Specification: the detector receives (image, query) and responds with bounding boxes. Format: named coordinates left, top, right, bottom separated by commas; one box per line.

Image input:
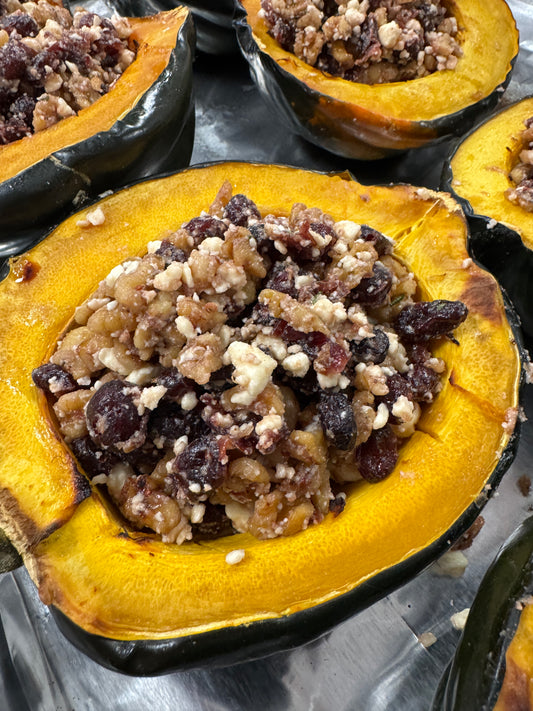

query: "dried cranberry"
left=1, top=13, right=39, bottom=38
left=352, top=263, right=392, bottom=306
left=86, top=380, right=147, bottom=451
left=359, top=225, right=392, bottom=255
left=0, top=39, right=35, bottom=80
left=406, top=364, right=441, bottom=402
left=31, top=363, right=78, bottom=396
left=69, top=436, right=120, bottom=479
left=394, top=300, right=468, bottom=341
left=148, top=401, right=206, bottom=447
left=1, top=115, right=30, bottom=143
left=9, top=94, right=35, bottom=124
left=155, top=240, right=187, bottom=265
left=329, top=494, right=346, bottom=516
left=318, top=392, right=357, bottom=450
left=223, top=194, right=261, bottom=227
left=350, top=328, right=389, bottom=364
left=174, top=435, right=227, bottom=491
left=263, top=261, right=298, bottom=297
left=156, top=367, right=195, bottom=399
left=377, top=373, right=414, bottom=415
left=356, top=426, right=398, bottom=483
left=182, top=215, right=226, bottom=245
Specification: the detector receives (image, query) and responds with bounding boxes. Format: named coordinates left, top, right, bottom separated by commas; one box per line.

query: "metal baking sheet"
left=1, top=1, right=532, bottom=708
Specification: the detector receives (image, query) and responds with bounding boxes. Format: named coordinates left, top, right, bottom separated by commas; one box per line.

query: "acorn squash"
left=443, top=96, right=533, bottom=349
left=432, top=513, right=533, bottom=711
left=0, top=2, right=195, bottom=250
left=0, top=163, right=523, bottom=673
left=233, top=0, right=518, bottom=160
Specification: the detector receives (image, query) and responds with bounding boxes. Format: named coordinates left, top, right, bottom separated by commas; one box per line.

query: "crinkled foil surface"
left=1, top=2, right=532, bottom=708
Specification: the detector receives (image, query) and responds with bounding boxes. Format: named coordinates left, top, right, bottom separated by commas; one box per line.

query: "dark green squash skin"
left=0, top=0, right=195, bottom=248
left=442, top=159, right=533, bottom=354
left=432, top=513, right=533, bottom=711
left=0, top=164, right=526, bottom=675
left=233, top=1, right=517, bottom=161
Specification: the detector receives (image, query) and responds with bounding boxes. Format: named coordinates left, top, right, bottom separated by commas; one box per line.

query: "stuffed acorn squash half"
left=432, top=514, right=533, bottom=711
left=0, top=163, right=523, bottom=674
left=0, top=0, right=195, bottom=249
left=234, top=0, right=518, bottom=160
left=444, top=96, right=533, bottom=349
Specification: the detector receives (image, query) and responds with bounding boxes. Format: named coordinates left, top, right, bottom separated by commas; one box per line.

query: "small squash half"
left=432, top=512, right=533, bottom=711
left=234, top=0, right=518, bottom=160
left=443, top=96, right=533, bottom=349
left=0, top=163, right=523, bottom=673
left=0, top=3, right=195, bottom=249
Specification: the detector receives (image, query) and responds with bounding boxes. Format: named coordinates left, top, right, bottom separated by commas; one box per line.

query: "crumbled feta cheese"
left=76, top=205, right=105, bottom=228
left=311, top=295, right=348, bottom=327
left=225, top=549, right=245, bottom=565
left=126, top=365, right=160, bottom=385
left=450, top=608, right=470, bottom=631
left=153, top=262, right=183, bottom=291
left=139, top=385, right=167, bottom=411
left=282, top=352, right=310, bottom=378
left=180, top=391, right=198, bottom=411
left=224, top=341, right=277, bottom=406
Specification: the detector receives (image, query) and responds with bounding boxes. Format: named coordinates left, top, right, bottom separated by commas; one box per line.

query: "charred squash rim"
left=0, top=5, right=195, bottom=243
left=0, top=162, right=523, bottom=673
left=234, top=0, right=518, bottom=156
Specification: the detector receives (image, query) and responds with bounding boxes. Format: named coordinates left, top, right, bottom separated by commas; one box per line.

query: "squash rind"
left=0, top=5, right=195, bottom=247
left=443, top=95, right=533, bottom=349
left=0, top=162, right=523, bottom=673
left=234, top=0, right=518, bottom=159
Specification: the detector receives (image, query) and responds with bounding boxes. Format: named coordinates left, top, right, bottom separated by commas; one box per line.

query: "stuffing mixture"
left=0, top=0, right=134, bottom=145
left=506, top=117, right=533, bottom=212
left=261, top=0, right=462, bottom=84
left=32, top=182, right=468, bottom=544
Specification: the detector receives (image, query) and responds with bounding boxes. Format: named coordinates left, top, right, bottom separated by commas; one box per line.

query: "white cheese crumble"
left=224, top=341, right=277, bottom=406
left=180, top=391, right=198, bottom=411
left=311, top=295, right=348, bottom=327
left=450, top=608, right=470, bottom=631
left=126, top=365, right=160, bottom=386
left=76, top=205, right=105, bottom=228
left=225, top=549, right=245, bottom=565
left=282, top=352, right=310, bottom=378
left=139, top=385, right=167, bottom=411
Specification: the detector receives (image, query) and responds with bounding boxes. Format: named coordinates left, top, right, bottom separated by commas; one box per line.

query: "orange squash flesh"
left=0, top=163, right=521, bottom=641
